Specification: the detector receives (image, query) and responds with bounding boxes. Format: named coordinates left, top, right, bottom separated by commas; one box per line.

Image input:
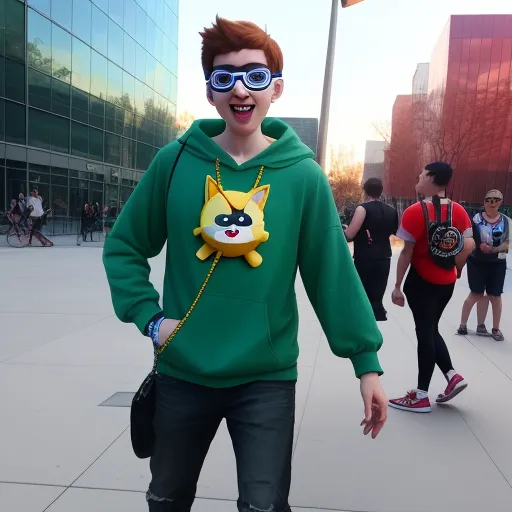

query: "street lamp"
left=317, top=0, right=365, bottom=171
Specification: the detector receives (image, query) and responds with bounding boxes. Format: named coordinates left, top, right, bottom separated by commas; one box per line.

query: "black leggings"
left=355, top=258, right=391, bottom=321
left=404, top=266, right=455, bottom=392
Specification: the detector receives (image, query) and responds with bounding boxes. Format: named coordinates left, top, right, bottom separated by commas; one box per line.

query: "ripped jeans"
left=147, top=374, right=295, bottom=512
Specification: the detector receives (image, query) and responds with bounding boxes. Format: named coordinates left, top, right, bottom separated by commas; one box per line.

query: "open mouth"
left=225, top=229, right=239, bottom=238
left=230, top=105, right=255, bottom=113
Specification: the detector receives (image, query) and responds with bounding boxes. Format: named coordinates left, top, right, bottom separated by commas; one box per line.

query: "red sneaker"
left=436, top=374, right=467, bottom=403
left=389, top=390, right=432, bottom=413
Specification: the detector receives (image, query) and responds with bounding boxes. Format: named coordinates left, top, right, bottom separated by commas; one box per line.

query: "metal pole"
left=317, top=0, right=339, bottom=172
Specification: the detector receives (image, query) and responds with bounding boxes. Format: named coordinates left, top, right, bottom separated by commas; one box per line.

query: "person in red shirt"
left=389, top=162, right=475, bottom=413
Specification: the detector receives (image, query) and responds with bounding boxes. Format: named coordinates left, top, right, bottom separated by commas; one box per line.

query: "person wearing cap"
left=458, top=189, right=510, bottom=341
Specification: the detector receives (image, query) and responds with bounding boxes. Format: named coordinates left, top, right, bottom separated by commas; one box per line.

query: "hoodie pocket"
left=162, top=293, right=279, bottom=378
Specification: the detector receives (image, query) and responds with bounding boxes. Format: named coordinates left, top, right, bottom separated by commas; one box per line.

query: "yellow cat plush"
left=193, top=176, right=270, bottom=268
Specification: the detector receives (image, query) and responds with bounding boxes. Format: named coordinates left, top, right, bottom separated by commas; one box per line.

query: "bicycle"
left=6, top=213, right=32, bottom=248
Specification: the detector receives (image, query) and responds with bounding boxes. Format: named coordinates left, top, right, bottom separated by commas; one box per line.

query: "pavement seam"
left=41, top=426, right=130, bottom=512
left=0, top=315, right=113, bottom=364
left=292, top=329, right=323, bottom=457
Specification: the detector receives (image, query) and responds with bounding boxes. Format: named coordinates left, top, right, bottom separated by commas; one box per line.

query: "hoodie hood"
left=179, top=118, right=315, bottom=171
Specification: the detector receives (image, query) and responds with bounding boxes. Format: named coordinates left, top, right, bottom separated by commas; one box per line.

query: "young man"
left=343, top=177, right=399, bottom=321
left=103, top=16, right=387, bottom=512
left=390, top=162, right=475, bottom=413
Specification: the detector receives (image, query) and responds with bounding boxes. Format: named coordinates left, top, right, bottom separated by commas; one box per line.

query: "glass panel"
left=105, top=101, right=115, bottom=132
left=51, top=114, right=69, bottom=153
left=28, top=68, right=51, bottom=110
left=29, top=108, right=51, bottom=150
left=28, top=1, right=51, bottom=17
left=146, top=54, right=156, bottom=90
left=109, top=0, right=123, bottom=26
left=108, top=19, right=123, bottom=66
left=135, top=44, right=145, bottom=82
left=134, top=79, right=144, bottom=114
left=123, top=33, right=136, bottom=77
left=121, top=138, right=135, bottom=168
left=154, top=28, right=163, bottom=64
left=169, top=0, right=178, bottom=16
left=146, top=0, right=156, bottom=21
left=92, top=0, right=108, bottom=13
left=52, top=25, right=72, bottom=83
left=52, top=78, right=71, bottom=117
left=135, top=5, right=146, bottom=47
left=146, top=17, right=156, bottom=57
left=52, top=0, right=72, bottom=32
left=107, top=61, right=123, bottom=106
left=124, top=0, right=136, bottom=38
left=136, top=142, right=154, bottom=170
left=89, top=127, right=104, bottom=161
left=89, top=96, right=105, bottom=129
left=123, top=108, right=135, bottom=139
left=91, top=4, right=108, bottom=56
left=122, top=71, right=135, bottom=112
left=136, top=0, right=147, bottom=11
left=72, top=0, right=92, bottom=45
left=72, top=37, right=91, bottom=93
left=5, top=59, right=25, bottom=102
left=71, top=121, right=89, bottom=157
left=0, top=57, right=4, bottom=97
left=105, top=132, right=121, bottom=165
left=169, top=43, right=178, bottom=76
left=7, top=168, right=28, bottom=203
left=0, top=167, right=5, bottom=212
left=28, top=9, right=52, bottom=75
left=144, top=84, right=154, bottom=118
left=5, top=101, right=25, bottom=144
left=5, top=0, right=25, bottom=63
left=69, top=178, right=88, bottom=218
left=50, top=183, right=68, bottom=216
left=105, top=183, right=118, bottom=209
left=90, top=50, right=107, bottom=99
left=71, top=88, right=89, bottom=123
left=115, top=106, right=125, bottom=135
left=0, top=99, right=4, bottom=141
left=120, top=185, right=133, bottom=208
left=169, top=11, right=178, bottom=47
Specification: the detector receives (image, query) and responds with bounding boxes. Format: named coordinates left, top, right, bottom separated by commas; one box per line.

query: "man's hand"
left=157, top=318, right=180, bottom=347
left=360, top=373, right=388, bottom=439
left=391, top=287, right=405, bottom=307
left=480, top=243, right=493, bottom=254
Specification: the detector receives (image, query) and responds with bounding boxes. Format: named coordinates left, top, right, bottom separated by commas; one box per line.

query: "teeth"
left=233, top=106, right=252, bottom=112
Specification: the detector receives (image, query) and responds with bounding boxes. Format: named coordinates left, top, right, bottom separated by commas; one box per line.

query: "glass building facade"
left=0, top=0, right=179, bottom=233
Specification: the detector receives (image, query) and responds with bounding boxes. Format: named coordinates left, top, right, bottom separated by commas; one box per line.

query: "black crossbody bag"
left=130, top=138, right=188, bottom=459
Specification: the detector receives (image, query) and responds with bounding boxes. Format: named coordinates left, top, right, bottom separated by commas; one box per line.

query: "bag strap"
left=420, top=200, right=430, bottom=239
left=433, top=195, right=442, bottom=224
left=165, top=137, right=188, bottom=208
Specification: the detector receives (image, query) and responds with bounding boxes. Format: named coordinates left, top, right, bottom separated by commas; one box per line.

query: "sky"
left=176, top=0, right=512, bottom=161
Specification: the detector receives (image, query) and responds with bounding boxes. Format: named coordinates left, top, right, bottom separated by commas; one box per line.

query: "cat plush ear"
left=250, top=185, right=270, bottom=211
left=205, top=175, right=221, bottom=202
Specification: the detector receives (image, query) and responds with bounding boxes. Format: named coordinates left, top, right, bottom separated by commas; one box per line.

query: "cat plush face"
left=198, top=176, right=269, bottom=256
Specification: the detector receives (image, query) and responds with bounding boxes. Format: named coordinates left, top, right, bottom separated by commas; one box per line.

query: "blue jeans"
left=147, top=374, right=296, bottom=512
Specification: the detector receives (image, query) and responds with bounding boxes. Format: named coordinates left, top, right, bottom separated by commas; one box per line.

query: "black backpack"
left=421, top=196, right=464, bottom=270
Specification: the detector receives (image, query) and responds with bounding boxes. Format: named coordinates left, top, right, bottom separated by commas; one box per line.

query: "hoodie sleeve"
left=102, top=142, right=182, bottom=335
left=297, top=164, right=383, bottom=378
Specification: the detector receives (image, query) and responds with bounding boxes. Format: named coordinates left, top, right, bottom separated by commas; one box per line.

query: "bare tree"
left=328, top=145, right=363, bottom=213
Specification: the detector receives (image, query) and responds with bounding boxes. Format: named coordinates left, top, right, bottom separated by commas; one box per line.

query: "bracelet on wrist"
left=151, top=317, right=165, bottom=346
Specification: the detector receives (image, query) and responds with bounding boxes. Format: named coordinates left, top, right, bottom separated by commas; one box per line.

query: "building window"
left=4, top=0, right=25, bottom=64
left=52, top=0, right=73, bottom=32
left=105, top=132, right=121, bottom=165
left=123, top=33, right=136, bottom=77
left=5, top=100, right=26, bottom=145
left=5, top=58, right=25, bottom=103
left=28, top=68, right=51, bottom=110
left=108, top=19, right=123, bottom=67
left=91, top=4, right=108, bottom=56
left=72, top=37, right=91, bottom=93
left=29, top=108, right=70, bottom=153
left=52, top=78, right=71, bottom=117
left=89, top=96, right=105, bottom=129
left=71, top=121, right=89, bottom=157
left=135, top=5, right=146, bottom=47
left=107, top=61, right=123, bottom=106
left=0, top=98, right=5, bottom=141
left=90, top=50, right=107, bottom=100
left=28, top=1, right=51, bottom=17
left=72, top=0, right=92, bottom=46
left=52, top=25, right=72, bottom=83
left=28, top=8, right=52, bottom=75
left=124, top=0, right=137, bottom=39
left=89, top=126, right=104, bottom=161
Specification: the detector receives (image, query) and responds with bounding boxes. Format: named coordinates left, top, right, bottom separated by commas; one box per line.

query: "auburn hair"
left=200, top=15, right=284, bottom=75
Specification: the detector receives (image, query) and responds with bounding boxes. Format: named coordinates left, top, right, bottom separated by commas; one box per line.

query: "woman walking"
left=458, top=190, right=510, bottom=341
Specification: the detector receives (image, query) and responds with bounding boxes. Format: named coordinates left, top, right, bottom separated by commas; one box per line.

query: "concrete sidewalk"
left=1, top=247, right=512, bottom=512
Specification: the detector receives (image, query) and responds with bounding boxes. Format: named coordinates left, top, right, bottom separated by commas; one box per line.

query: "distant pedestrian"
left=343, top=177, right=399, bottom=321
left=390, top=162, right=475, bottom=413
left=458, top=189, right=510, bottom=341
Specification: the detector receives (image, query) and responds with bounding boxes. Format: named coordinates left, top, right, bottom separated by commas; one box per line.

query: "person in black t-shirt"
left=343, top=178, right=399, bottom=321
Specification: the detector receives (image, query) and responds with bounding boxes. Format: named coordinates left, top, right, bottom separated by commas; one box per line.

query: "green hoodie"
left=103, top=118, right=383, bottom=387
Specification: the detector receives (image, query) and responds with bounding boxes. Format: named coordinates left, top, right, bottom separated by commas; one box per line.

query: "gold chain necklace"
left=158, top=158, right=265, bottom=354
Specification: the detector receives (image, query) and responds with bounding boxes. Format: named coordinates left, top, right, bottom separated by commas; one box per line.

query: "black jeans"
left=355, top=258, right=391, bottom=321
left=404, top=266, right=455, bottom=392
left=148, top=374, right=295, bottom=512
